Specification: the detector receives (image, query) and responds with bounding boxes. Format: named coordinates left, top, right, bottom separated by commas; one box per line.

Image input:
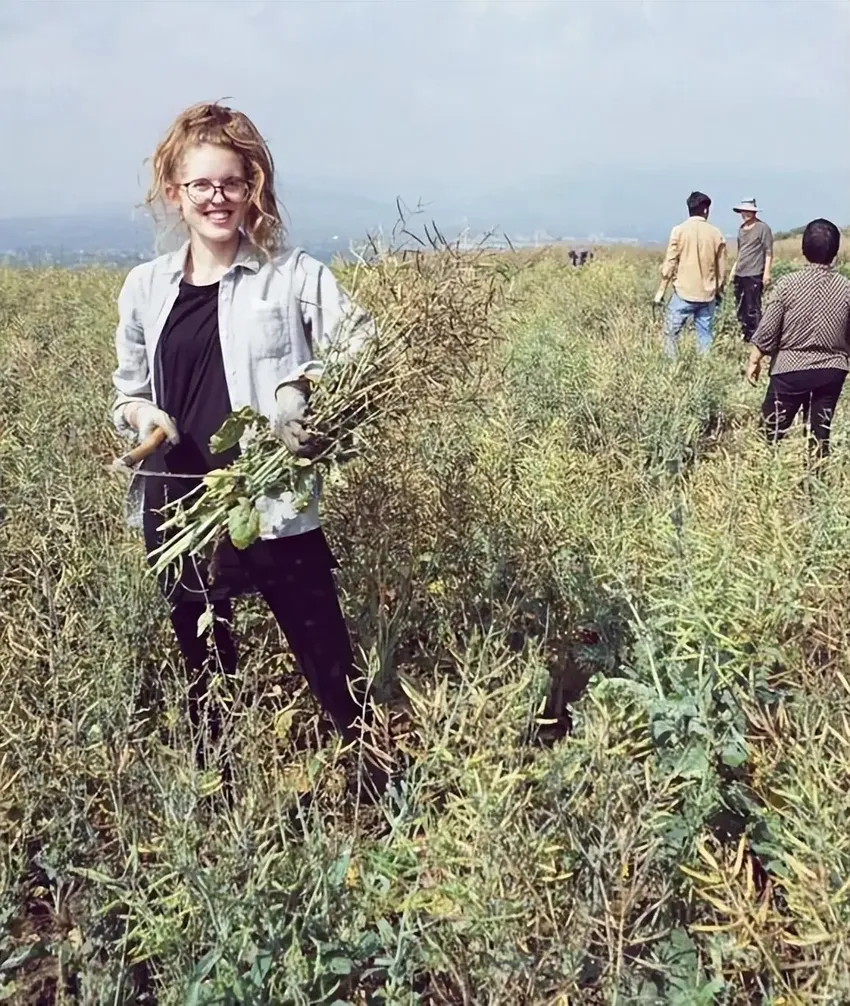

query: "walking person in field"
left=730, top=198, right=773, bottom=342
left=654, top=191, right=727, bottom=356
left=110, top=101, right=385, bottom=794
left=747, top=218, right=850, bottom=460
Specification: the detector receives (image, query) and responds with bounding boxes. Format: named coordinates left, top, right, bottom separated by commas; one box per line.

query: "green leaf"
left=650, top=717, right=676, bottom=746
left=0, top=941, right=47, bottom=972
left=695, top=979, right=727, bottom=1004
left=633, top=978, right=661, bottom=1004
left=357, top=932, right=381, bottom=958
left=184, top=947, right=220, bottom=1006
left=650, top=926, right=723, bottom=1006
left=67, top=866, right=123, bottom=889
left=328, top=850, right=351, bottom=888
left=196, top=605, right=214, bottom=637
left=248, top=951, right=273, bottom=987
left=676, top=744, right=709, bottom=779
left=210, top=408, right=255, bottom=454
left=721, top=738, right=748, bottom=768
left=663, top=926, right=698, bottom=985
left=328, top=956, right=353, bottom=975
left=376, top=918, right=395, bottom=945
left=291, top=466, right=318, bottom=512
left=227, top=498, right=260, bottom=550
left=669, top=978, right=726, bottom=1005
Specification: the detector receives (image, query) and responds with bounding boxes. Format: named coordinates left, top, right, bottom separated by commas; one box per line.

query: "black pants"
left=761, top=368, right=846, bottom=459
left=734, top=275, right=764, bottom=342
left=167, top=530, right=366, bottom=750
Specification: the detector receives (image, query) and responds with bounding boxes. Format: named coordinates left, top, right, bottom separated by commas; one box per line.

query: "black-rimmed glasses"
left=180, top=178, right=251, bottom=205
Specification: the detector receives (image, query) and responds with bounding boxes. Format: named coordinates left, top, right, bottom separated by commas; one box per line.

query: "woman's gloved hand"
left=124, top=402, right=180, bottom=445
left=273, top=381, right=320, bottom=458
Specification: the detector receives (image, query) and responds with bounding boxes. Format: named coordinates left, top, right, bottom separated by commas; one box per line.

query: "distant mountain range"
left=0, top=181, right=406, bottom=264
left=457, top=166, right=850, bottom=243
left=2, top=168, right=847, bottom=265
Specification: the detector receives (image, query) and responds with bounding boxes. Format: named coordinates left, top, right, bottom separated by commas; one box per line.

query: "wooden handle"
left=119, top=426, right=168, bottom=466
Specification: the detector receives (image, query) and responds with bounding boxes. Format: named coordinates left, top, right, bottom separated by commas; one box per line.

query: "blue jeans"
left=664, top=292, right=717, bottom=356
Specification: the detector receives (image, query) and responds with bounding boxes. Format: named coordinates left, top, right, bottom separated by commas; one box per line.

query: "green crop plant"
left=2, top=226, right=850, bottom=1003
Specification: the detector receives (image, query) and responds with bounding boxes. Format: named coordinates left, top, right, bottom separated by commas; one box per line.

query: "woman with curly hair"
left=111, top=101, right=383, bottom=793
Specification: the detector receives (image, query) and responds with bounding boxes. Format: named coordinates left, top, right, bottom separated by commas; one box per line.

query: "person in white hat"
left=730, top=198, right=773, bottom=342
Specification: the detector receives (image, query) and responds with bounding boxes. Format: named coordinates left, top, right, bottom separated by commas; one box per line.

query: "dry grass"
left=2, top=233, right=850, bottom=1003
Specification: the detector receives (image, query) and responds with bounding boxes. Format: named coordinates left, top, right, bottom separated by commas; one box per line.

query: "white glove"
left=273, top=382, right=316, bottom=457
left=125, top=402, right=180, bottom=444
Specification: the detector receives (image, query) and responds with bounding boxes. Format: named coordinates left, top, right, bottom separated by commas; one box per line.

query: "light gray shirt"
left=111, top=237, right=375, bottom=538
left=735, top=220, right=773, bottom=278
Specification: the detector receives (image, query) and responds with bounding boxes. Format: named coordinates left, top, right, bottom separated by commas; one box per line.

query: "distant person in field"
left=730, top=198, right=773, bottom=342
left=654, top=191, right=727, bottom=356
left=747, top=218, right=850, bottom=459
left=110, top=101, right=385, bottom=795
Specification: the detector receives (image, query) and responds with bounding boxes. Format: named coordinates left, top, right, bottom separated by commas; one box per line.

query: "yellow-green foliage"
left=2, top=242, right=850, bottom=1004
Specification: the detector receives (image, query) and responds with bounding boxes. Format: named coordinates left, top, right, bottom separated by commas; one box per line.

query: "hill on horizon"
left=1, top=166, right=847, bottom=261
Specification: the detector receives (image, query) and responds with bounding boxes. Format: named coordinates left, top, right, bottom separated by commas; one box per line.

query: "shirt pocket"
left=247, top=299, right=292, bottom=359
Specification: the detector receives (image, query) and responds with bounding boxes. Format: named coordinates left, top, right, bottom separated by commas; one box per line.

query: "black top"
left=155, top=279, right=238, bottom=475
left=142, top=280, right=240, bottom=604
left=141, top=279, right=335, bottom=606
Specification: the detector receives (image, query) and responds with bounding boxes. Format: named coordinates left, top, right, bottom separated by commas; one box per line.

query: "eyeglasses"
left=180, top=177, right=251, bottom=205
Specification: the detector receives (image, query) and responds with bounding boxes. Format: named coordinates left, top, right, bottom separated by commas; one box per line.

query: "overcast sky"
left=1, top=0, right=848, bottom=220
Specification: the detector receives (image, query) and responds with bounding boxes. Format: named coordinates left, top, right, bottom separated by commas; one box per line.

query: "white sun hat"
left=733, top=198, right=760, bottom=214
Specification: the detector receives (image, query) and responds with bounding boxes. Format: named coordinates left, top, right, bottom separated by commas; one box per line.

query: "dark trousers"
left=167, top=531, right=367, bottom=755
left=761, top=368, right=846, bottom=459
left=734, top=275, right=764, bottom=342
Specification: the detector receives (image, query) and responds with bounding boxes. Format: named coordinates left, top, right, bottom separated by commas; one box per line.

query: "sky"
left=0, top=0, right=848, bottom=231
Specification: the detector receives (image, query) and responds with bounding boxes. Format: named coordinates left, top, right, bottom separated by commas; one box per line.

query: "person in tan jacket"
left=654, top=191, right=727, bottom=355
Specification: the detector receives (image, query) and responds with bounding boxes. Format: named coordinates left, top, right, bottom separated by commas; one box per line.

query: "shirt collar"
left=804, top=262, right=836, bottom=273
left=164, top=234, right=262, bottom=278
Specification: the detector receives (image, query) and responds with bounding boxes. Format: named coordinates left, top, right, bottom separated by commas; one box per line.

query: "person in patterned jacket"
left=747, top=218, right=850, bottom=459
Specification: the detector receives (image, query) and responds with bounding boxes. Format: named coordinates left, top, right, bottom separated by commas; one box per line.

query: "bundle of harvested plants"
left=146, top=221, right=513, bottom=579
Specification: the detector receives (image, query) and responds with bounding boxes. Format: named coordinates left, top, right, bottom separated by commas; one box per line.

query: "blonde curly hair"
left=145, top=101, right=284, bottom=258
